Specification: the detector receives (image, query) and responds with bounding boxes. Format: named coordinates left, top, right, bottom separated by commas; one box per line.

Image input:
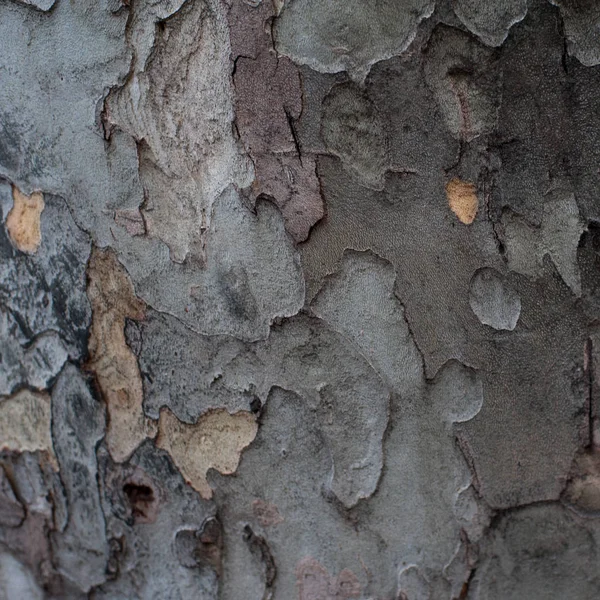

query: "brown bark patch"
left=446, top=178, right=478, bottom=225
left=175, top=518, right=223, bottom=575
left=0, top=466, right=25, bottom=527
left=86, top=248, right=157, bottom=462
left=5, top=186, right=45, bottom=254
left=156, top=408, right=257, bottom=499
left=563, top=450, right=600, bottom=513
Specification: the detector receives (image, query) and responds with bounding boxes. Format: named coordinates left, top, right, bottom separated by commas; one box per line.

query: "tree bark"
left=1, top=0, right=600, bottom=598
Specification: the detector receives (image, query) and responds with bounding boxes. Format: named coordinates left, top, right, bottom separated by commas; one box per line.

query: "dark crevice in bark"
left=284, top=107, right=303, bottom=166
left=585, top=336, right=595, bottom=448
left=242, top=525, right=276, bottom=600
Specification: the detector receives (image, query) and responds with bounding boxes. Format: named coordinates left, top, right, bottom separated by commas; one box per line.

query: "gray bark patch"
left=469, top=267, right=521, bottom=331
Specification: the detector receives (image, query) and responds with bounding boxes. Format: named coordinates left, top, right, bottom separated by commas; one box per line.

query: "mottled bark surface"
left=1, top=0, right=600, bottom=598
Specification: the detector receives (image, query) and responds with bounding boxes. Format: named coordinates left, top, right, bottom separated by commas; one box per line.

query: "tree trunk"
left=1, top=0, right=600, bottom=598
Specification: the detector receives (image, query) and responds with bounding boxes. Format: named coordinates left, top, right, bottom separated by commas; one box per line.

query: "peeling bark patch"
left=156, top=408, right=257, bottom=499
left=50, top=364, right=108, bottom=592
left=104, top=0, right=252, bottom=263
left=424, top=26, right=501, bottom=141
left=175, top=518, right=223, bottom=575
left=230, top=0, right=324, bottom=242
left=0, top=190, right=92, bottom=374
left=14, top=0, right=55, bottom=11
left=139, top=311, right=389, bottom=508
left=501, top=191, right=584, bottom=295
left=274, top=0, right=434, bottom=82
left=0, top=390, right=55, bottom=467
left=5, top=186, right=44, bottom=254
left=321, top=83, right=388, bottom=190
left=113, top=187, right=305, bottom=341
left=0, top=466, right=25, bottom=527
left=86, top=248, right=157, bottom=462
left=452, top=0, right=529, bottom=47
left=296, top=557, right=360, bottom=600
left=446, top=178, right=478, bottom=224
left=550, top=0, right=600, bottom=66
left=0, top=322, right=69, bottom=396
left=469, top=268, right=521, bottom=331
left=475, top=505, right=600, bottom=599
left=96, top=443, right=219, bottom=598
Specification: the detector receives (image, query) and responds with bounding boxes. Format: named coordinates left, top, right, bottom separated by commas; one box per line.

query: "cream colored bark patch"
left=446, top=178, right=478, bottom=224
left=5, top=186, right=45, bottom=253
left=87, top=248, right=157, bottom=462
left=0, top=390, right=56, bottom=468
left=156, top=408, right=258, bottom=499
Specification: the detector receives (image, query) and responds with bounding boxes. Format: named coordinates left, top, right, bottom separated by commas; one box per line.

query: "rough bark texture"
left=2, top=0, right=600, bottom=598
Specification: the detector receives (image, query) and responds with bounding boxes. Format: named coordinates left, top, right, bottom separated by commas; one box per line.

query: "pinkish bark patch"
left=252, top=498, right=284, bottom=527
left=114, top=208, right=146, bottom=236
left=229, top=0, right=324, bottom=242
left=296, top=557, right=361, bottom=600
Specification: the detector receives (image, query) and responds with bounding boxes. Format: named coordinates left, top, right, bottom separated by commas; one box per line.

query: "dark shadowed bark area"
left=2, top=0, right=600, bottom=598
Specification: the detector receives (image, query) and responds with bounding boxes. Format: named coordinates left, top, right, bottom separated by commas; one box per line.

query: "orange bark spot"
left=446, top=178, right=478, bottom=225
